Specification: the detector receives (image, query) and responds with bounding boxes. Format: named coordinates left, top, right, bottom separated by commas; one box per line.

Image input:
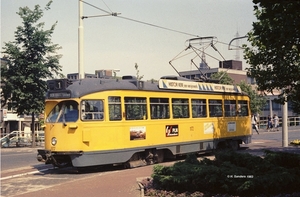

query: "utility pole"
left=282, top=93, right=288, bottom=147
left=78, top=0, right=84, bottom=79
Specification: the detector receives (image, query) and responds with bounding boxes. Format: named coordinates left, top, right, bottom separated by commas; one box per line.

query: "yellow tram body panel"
left=39, top=77, right=251, bottom=167
left=43, top=90, right=251, bottom=152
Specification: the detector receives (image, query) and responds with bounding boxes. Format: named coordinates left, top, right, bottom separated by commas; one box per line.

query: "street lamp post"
left=282, top=92, right=288, bottom=147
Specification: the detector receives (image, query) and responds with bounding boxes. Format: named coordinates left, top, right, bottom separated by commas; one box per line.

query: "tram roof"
left=46, top=76, right=246, bottom=99
left=68, top=78, right=159, bottom=98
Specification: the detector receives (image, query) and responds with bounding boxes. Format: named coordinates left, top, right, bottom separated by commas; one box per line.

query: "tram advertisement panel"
left=130, top=126, right=146, bottom=140
left=165, top=125, right=179, bottom=137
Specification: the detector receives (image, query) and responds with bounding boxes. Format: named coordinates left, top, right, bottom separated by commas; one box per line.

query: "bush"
left=151, top=150, right=300, bottom=196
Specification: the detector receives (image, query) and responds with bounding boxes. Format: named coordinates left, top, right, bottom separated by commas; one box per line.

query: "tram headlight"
left=51, top=137, right=57, bottom=146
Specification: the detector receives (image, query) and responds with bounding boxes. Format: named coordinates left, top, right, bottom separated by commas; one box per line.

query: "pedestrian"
left=273, top=114, right=279, bottom=131
left=251, top=114, right=259, bottom=134
left=267, top=115, right=273, bottom=132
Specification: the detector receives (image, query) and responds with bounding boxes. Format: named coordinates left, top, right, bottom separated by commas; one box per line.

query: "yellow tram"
left=37, top=75, right=251, bottom=167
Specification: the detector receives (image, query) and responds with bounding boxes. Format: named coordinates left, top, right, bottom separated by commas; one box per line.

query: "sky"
left=1, top=0, right=256, bottom=80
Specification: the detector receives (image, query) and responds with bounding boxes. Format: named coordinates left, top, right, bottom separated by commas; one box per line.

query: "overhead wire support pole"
left=282, top=91, right=288, bottom=147
left=78, top=0, right=84, bottom=79
left=78, top=0, right=121, bottom=80
left=82, top=13, right=121, bottom=19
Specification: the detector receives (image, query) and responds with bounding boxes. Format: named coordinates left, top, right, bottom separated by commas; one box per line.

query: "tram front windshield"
left=46, top=100, right=79, bottom=123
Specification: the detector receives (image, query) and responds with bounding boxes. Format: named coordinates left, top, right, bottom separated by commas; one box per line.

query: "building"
left=67, top=69, right=119, bottom=81
left=179, top=60, right=249, bottom=85
left=179, top=60, right=298, bottom=119
left=67, top=73, right=97, bottom=81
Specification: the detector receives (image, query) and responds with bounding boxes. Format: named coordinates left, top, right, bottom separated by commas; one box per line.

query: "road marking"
left=0, top=168, right=49, bottom=181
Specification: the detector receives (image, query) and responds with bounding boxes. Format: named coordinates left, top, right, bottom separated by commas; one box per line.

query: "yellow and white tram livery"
left=37, top=76, right=251, bottom=167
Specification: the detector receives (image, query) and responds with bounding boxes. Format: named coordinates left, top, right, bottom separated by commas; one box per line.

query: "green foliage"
left=1, top=1, right=63, bottom=115
left=134, top=63, right=144, bottom=81
left=210, top=71, right=234, bottom=85
left=151, top=150, right=300, bottom=196
left=238, top=80, right=267, bottom=114
left=244, top=1, right=300, bottom=114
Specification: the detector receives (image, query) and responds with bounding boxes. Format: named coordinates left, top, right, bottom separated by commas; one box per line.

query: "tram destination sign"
left=48, top=91, right=71, bottom=98
left=158, top=79, right=241, bottom=93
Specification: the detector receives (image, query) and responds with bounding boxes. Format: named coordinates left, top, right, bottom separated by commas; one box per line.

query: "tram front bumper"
left=37, top=149, right=83, bottom=165
left=37, top=149, right=52, bottom=164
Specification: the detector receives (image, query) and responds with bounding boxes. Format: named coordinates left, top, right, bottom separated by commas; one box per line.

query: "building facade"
left=178, top=60, right=298, bottom=119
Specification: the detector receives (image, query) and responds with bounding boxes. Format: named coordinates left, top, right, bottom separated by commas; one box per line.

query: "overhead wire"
left=80, top=0, right=111, bottom=15
left=80, top=0, right=199, bottom=38
left=80, top=0, right=248, bottom=49
left=100, top=0, right=113, bottom=13
left=80, top=0, right=250, bottom=81
left=116, top=15, right=200, bottom=38
left=80, top=0, right=249, bottom=50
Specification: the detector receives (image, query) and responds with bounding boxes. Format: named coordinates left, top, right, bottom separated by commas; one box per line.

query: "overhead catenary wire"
left=100, top=0, right=113, bottom=13
left=80, top=0, right=248, bottom=50
left=116, top=15, right=200, bottom=38
left=79, top=0, right=250, bottom=82
left=80, top=0, right=200, bottom=38
left=80, top=0, right=111, bottom=15
left=80, top=0, right=249, bottom=50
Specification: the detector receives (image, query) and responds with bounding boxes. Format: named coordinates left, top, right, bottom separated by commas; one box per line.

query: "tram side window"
left=81, top=100, right=104, bottom=121
left=125, top=97, right=147, bottom=120
left=192, top=99, right=207, bottom=118
left=224, top=100, right=236, bottom=117
left=172, top=98, right=189, bottom=118
left=150, top=98, right=170, bottom=119
left=209, top=99, right=223, bottom=117
left=108, top=96, right=122, bottom=121
left=238, top=100, right=249, bottom=116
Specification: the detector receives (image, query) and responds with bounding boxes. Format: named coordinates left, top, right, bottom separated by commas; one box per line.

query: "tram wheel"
left=155, top=150, right=165, bottom=163
left=229, top=140, right=240, bottom=151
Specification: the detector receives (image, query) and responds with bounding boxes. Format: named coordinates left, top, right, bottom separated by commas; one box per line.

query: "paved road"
left=1, top=127, right=300, bottom=197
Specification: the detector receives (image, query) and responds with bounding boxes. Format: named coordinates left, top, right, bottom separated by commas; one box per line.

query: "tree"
left=244, top=0, right=300, bottom=114
left=1, top=1, right=63, bottom=146
left=210, top=71, right=234, bottom=85
left=134, top=63, right=144, bottom=81
left=238, top=81, right=267, bottom=114
left=210, top=72, right=267, bottom=114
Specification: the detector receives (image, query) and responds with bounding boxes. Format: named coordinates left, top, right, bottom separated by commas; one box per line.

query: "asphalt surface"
left=12, top=166, right=150, bottom=197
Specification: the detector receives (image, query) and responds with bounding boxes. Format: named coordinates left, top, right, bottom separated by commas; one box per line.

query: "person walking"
left=267, top=115, right=273, bottom=132
left=251, top=114, right=259, bottom=134
left=273, top=114, right=279, bottom=131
